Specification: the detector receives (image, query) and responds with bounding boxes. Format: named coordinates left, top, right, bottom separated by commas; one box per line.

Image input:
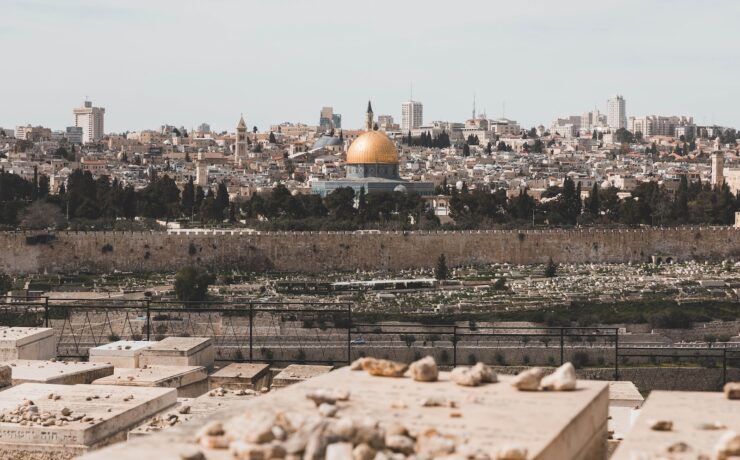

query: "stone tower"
left=365, top=100, right=374, bottom=131
left=195, top=160, right=208, bottom=187
left=235, top=115, right=248, bottom=164
left=711, top=151, right=724, bottom=187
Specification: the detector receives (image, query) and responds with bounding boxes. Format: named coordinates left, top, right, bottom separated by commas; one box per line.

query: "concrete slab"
left=608, top=381, right=645, bottom=440
left=8, top=360, right=114, bottom=385
left=128, top=388, right=259, bottom=438
left=138, top=337, right=214, bottom=369
left=80, top=367, right=609, bottom=460
left=92, top=366, right=208, bottom=398
left=0, top=327, right=56, bottom=361
left=208, top=363, right=269, bottom=390
left=0, top=383, right=176, bottom=460
left=271, top=364, right=333, bottom=389
left=88, top=341, right=156, bottom=368
left=613, top=390, right=740, bottom=459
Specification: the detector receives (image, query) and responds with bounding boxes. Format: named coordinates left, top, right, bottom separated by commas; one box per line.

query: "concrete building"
left=14, top=125, right=51, bottom=142
left=629, top=115, right=694, bottom=137
left=607, top=95, right=627, bottom=130
left=73, top=100, right=105, bottom=144
left=401, top=100, right=423, bottom=132
left=319, top=107, right=341, bottom=130
left=65, top=126, right=83, bottom=144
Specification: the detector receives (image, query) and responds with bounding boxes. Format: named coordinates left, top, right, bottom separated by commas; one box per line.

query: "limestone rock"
left=714, top=430, right=740, bottom=460
left=647, top=419, right=673, bottom=431
left=540, top=362, right=577, bottom=391
left=350, top=357, right=369, bottom=371
left=511, top=367, right=544, bottom=391
left=352, top=443, right=376, bottom=460
left=385, top=434, right=415, bottom=454
left=472, top=362, right=497, bottom=383
left=409, top=356, right=438, bottom=382
left=306, top=389, right=350, bottom=406
left=178, top=447, right=205, bottom=460
left=724, top=382, right=740, bottom=399
left=318, top=403, right=338, bottom=417
left=415, top=429, right=456, bottom=457
left=450, top=367, right=482, bottom=387
left=326, top=442, right=354, bottom=460
left=361, top=358, right=408, bottom=378
left=493, top=445, right=528, bottom=459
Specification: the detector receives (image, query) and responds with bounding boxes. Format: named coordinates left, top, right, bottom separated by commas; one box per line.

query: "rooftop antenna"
left=472, top=93, right=476, bottom=120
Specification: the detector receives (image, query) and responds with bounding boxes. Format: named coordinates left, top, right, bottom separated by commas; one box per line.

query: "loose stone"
left=511, top=368, right=544, bottom=391
left=408, top=356, right=438, bottom=382
left=540, top=362, right=577, bottom=391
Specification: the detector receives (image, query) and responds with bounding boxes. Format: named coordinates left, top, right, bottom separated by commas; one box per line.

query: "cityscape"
left=1, top=1, right=740, bottom=459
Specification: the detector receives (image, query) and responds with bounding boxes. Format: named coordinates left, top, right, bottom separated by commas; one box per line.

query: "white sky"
left=2, top=0, right=738, bottom=133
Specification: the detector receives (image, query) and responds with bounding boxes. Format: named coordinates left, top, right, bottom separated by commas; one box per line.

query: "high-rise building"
left=606, top=95, right=626, bottom=130
left=319, top=107, right=341, bottom=130
left=65, top=126, right=83, bottom=144
left=628, top=115, right=694, bottom=138
left=401, top=100, right=423, bottom=132
left=197, top=123, right=211, bottom=133
left=73, top=100, right=105, bottom=144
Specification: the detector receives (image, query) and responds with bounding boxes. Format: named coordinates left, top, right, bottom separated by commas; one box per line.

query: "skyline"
left=2, top=0, right=739, bottom=132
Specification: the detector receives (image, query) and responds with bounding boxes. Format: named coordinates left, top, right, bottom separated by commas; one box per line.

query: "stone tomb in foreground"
left=128, top=387, right=259, bottom=438
left=92, top=365, right=208, bottom=398
left=88, top=341, right=156, bottom=368
left=208, top=363, right=270, bottom=391
left=271, top=363, right=333, bottom=389
left=0, top=327, right=56, bottom=361
left=613, top=390, right=740, bottom=459
left=8, top=360, right=114, bottom=385
left=0, top=383, right=176, bottom=460
left=608, top=381, right=644, bottom=439
left=81, top=367, right=609, bottom=460
left=138, top=337, right=214, bottom=369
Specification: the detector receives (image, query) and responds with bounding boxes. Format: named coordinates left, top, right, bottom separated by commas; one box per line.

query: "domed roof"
left=346, top=131, right=398, bottom=164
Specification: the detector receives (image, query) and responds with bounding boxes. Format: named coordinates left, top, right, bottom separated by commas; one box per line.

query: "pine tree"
left=544, top=257, right=557, bottom=277
left=588, top=183, right=600, bottom=216
left=182, top=177, right=195, bottom=218
left=435, top=254, right=448, bottom=281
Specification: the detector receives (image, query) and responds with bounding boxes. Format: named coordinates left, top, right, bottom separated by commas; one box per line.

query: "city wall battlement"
left=0, top=227, right=738, bottom=274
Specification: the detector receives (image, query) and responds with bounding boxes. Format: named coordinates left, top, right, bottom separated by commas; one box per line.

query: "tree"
left=435, top=254, right=449, bottom=280
left=462, top=144, right=470, bottom=157
left=174, top=266, right=215, bottom=302
left=181, top=177, right=195, bottom=218
left=587, top=183, right=600, bottom=216
left=268, top=131, right=277, bottom=144
left=215, top=181, right=230, bottom=220
left=544, top=257, right=557, bottom=277
left=0, top=271, right=11, bottom=296
left=18, top=201, right=65, bottom=230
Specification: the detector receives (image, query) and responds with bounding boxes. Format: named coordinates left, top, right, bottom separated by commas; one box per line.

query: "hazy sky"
left=3, top=0, right=738, bottom=133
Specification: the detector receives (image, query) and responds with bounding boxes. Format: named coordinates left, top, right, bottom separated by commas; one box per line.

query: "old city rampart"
left=0, top=227, right=738, bottom=274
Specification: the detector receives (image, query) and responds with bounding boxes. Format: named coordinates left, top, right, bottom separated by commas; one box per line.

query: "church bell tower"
left=365, top=100, right=374, bottom=131
left=235, top=115, right=248, bottom=164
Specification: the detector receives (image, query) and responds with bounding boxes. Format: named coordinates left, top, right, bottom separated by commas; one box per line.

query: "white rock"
left=409, top=356, right=439, bottom=382
left=540, top=362, right=577, bottom=391
left=326, top=442, right=354, bottom=460
left=714, top=430, right=740, bottom=460
left=511, top=368, right=544, bottom=391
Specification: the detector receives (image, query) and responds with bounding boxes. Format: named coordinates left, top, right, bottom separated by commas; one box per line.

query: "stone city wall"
left=1, top=227, right=739, bottom=274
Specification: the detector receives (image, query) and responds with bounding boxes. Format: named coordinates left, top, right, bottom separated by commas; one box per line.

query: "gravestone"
left=92, top=365, right=208, bottom=398
left=138, top=337, right=214, bottom=369
left=128, top=387, right=259, bottom=438
left=271, top=364, right=333, bottom=389
left=0, top=327, right=56, bottom=361
left=88, top=341, right=156, bottom=368
left=0, top=382, right=176, bottom=459
left=613, top=390, right=740, bottom=459
left=0, top=365, right=10, bottom=388
left=80, top=367, right=609, bottom=460
left=608, top=381, right=644, bottom=438
left=208, top=363, right=270, bottom=391
left=8, top=360, right=114, bottom=385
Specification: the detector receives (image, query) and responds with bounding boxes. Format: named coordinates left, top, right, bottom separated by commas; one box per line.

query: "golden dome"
left=346, top=131, right=398, bottom=164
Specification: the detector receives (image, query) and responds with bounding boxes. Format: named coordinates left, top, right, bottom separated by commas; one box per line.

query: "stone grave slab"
left=0, top=365, right=10, bottom=388
left=8, top=360, right=114, bottom=385
left=208, top=363, right=270, bottom=391
left=0, top=327, right=56, bottom=361
left=613, top=390, right=740, bottom=459
left=138, top=337, right=214, bottom=369
left=92, top=365, right=208, bottom=398
left=80, top=367, right=609, bottom=460
left=608, top=381, right=644, bottom=439
left=271, top=364, right=333, bottom=389
left=128, top=388, right=259, bottom=438
left=88, top=341, right=156, bottom=368
left=0, top=382, right=176, bottom=459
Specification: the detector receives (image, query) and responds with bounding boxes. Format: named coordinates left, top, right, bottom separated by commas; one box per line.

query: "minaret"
left=365, top=100, right=374, bottom=131
left=712, top=151, right=724, bottom=187
left=235, top=115, right=248, bottom=164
